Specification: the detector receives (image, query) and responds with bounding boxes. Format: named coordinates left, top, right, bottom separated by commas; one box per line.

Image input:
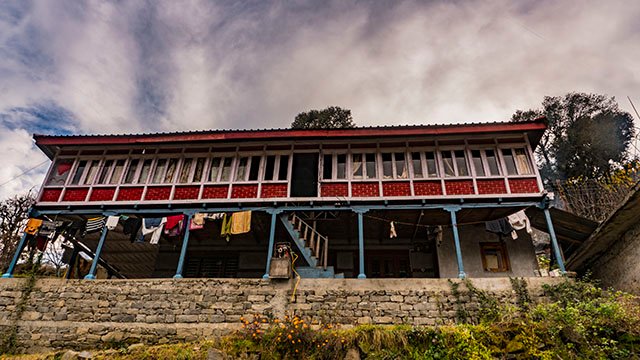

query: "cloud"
left=0, top=0, right=639, bottom=198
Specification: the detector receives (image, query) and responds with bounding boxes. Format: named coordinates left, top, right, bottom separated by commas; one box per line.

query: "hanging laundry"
left=203, top=213, right=225, bottom=220
left=36, top=236, right=48, bottom=251
left=434, top=226, right=443, bottom=247
left=485, top=218, right=514, bottom=236
left=105, top=216, right=120, bottom=231
left=122, top=217, right=142, bottom=243
left=507, top=210, right=533, bottom=238
left=142, top=217, right=167, bottom=245
left=85, top=217, right=106, bottom=236
left=190, top=213, right=204, bottom=231
left=66, top=219, right=87, bottom=239
left=230, top=211, right=251, bottom=235
left=389, top=221, right=397, bottom=238
left=38, top=220, right=62, bottom=237
left=164, top=215, right=185, bottom=237
left=221, top=214, right=232, bottom=242
left=24, top=218, right=43, bottom=235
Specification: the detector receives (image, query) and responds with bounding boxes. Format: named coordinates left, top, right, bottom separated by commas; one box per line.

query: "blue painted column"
left=2, top=232, right=30, bottom=278
left=263, top=210, right=281, bottom=279
left=355, top=209, right=368, bottom=279
left=84, top=223, right=109, bottom=280
left=543, top=207, right=566, bottom=274
left=446, top=207, right=466, bottom=279
left=174, top=213, right=194, bottom=279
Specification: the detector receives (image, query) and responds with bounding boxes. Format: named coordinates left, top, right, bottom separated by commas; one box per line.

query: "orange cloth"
left=230, top=211, right=251, bottom=235
left=24, top=218, right=43, bottom=235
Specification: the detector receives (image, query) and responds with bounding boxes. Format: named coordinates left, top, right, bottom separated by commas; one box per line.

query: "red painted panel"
left=476, top=179, right=507, bottom=194
left=382, top=182, right=411, bottom=197
left=62, top=188, right=89, bottom=202
left=231, top=184, right=259, bottom=198
left=173, top=186, right=200, bottom=200
left=89, top=188, right=116, bottom=202
left=40, top=188, right=62, bottom=202
left=351, top=182, right=380, bottom=197
left=508, top=178, right=539, bottom=193
left=413, top=181, right=443, bottom=196
left=260, top=184, right=288, bottom=198
left=116, top=187, right=144, bottom=201
left=445, top=180, right=474, bottom=195
left=144, top=186, right=172, bottom=201
left=202, top=185, right=229, bottom=199
left=320, top=183, right=348, bottom=197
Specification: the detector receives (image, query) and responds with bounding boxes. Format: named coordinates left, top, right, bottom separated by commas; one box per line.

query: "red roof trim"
left=34, top=120, right=547, bottom=147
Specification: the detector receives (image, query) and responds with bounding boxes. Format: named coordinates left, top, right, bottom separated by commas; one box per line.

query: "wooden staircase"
left=278, top=213, right=343, bottom=278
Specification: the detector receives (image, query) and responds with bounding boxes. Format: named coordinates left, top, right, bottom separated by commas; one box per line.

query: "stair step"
left=295, top=266, right=338, bottom=278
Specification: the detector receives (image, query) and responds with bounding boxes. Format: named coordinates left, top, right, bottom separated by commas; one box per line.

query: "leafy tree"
left=0, top=191, right=35, bottom=273
left=291, top=106, right=355, bottom=129
left=512, top=93, right=635, bottom=183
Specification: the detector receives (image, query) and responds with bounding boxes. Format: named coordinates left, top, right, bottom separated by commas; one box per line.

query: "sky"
left=0, top=0, right=639, bottom=199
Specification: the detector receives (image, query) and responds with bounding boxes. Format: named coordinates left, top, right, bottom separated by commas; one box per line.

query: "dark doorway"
left=290, top=153, right=319, bottom=197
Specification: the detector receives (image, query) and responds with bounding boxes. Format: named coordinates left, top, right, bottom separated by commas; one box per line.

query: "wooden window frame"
left=480, top=242, right=510, bottom=272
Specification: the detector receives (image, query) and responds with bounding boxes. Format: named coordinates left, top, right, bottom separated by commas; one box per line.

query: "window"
left=221, top=158, right=233, bottom=181
left=208, top=157, right=233, bottom=182
left=351, top=153, right=377, bottom=179
left=322, top=155, right=332, bottom=180
left=151, top=159, right=166, bottom=183
left=45, top=159, right=74, bottom=186
left=382, top=152, right=408, bottom=179
left=471, top=149, right=501, bottom=177
left=109, top=159, right=126, bottom=184
left=411, top=151, right=439, bottom=178
left=336, top=154, right=346, bottom=179
left=480, top=242, right=510, bottom=272
left=501, top=148, right=533, bottom=175
left=441, top=150, right=469, bottom=177
left=278, top=155, right=289, bottom=180
left=123, top=159, right=139, bottom=184
left=164, top=158, right=178, bottom=183
left=137, top=159, right=153, bottom=184
left=425, top=152, right=438, bottom=177
left=96, top=160, right=113, bottom=184
left=411, top=152, right=423, bottom=178
left=178, top=158, right=194, bottom=183
left=84, top=160, right=100, bottom=185
left=70, top=160, right=87, bottom=185
left=235, top=156, right=261, bottom=182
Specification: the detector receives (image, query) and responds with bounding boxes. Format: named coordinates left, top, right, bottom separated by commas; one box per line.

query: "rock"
left=344, top=348, right=360, bottom=360
left=101, top=330, right=125, bottom=343
left=207, top=348, right=226, bottom=360
left=78, top=350, right=93, bottom=359
left=127, top=343, right=145, bottom=351
left=60, top=350, right=79, bottom=360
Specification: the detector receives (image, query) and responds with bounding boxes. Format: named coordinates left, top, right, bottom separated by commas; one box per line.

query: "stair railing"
left=290, top=214, right=329, bottom=270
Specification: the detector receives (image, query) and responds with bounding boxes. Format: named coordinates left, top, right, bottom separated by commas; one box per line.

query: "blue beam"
left=447, top=207, right=466, bottom=279
left=543, top=207, right=566, bottom=275
left=173, top=213, right=194, bottom=279
left=84, top=225, right=109, bottom=280
left=355, top=209, right=368, bottom=279
left=263, top=210, right=281, bottom=279
left=1, top=232, right=29, bottom=278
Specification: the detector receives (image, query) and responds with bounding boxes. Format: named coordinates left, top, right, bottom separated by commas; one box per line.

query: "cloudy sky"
left=0, top=0, right=639, bottom=199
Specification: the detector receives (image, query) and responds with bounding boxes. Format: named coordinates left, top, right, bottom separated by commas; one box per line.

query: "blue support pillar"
left=84, top=224, right=109, bottom=280
left=263, top=210, right=281, bottom=279
left=543, top=207, right=566, bottom=274
left=446, top=207, right=466, bottom=279
left=2, top=232, right=29, bottom=278
left=174, top=213, right=194, bottom=279
left=355, top=209, right=368, bottom=279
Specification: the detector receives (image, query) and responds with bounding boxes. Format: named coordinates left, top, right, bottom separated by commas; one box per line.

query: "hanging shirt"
left=105, top=216, right=120, bottom=231
left=85, top=217, right=106, bottom=235
left=122, top=217, right=142, bottom=243
left=485, top=218, right=514, bottom=235
left=389, top=222, right=397, bottom=238
left=190, top=213, right=204, bottom=231
left=38, top=220, right=63, bottom=237
left=142, top=217, right=166, bottom=245
left=230, top=211, right=251, bottom=235
left=24, top=218, right=43, bottom=236
left=221, top=214, right=232, bottom=242
left=507, top=210, right=532, bottom=235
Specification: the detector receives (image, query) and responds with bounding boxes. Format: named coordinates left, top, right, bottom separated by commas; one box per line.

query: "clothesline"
left=363, top=214, right=490, bottom=229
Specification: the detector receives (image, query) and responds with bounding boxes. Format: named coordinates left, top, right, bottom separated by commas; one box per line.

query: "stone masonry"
left=0, top=277, right=563, bottom=353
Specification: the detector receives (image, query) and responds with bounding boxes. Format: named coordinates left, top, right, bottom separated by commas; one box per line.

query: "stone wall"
left=590, top=220, right=640, bottom=293
left=0, top=277, right=563, bottom=353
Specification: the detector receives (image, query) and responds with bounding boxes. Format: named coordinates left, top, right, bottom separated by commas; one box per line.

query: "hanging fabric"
left=435, top=226, right=443, bottom=247
left=389, top=221, right=397, bottom=238
left=507, top=210, right=533, bottom=239
left=38, top=220, right=62, bottom=237
left=164, top=215, right=185, bottom=237
left=36, top=236, right=48, bottom=251
left=190, top=213, right=205, bottom=231
left=485, top=218, right=514, bottom=235
left=221, top=214, right=232, bottom=242
left=230, top=211, right=251, bottom=235
left=122, top=217, right=142, bottom=243
left=24, top=218, right=43, bottom=235
left=142, top=217, right=166, bottom=245
left=66, top=219, right=87, bottom=239
left=85, top=217, right=106, bottom=235
left=105, top=216, right=120, bottom=231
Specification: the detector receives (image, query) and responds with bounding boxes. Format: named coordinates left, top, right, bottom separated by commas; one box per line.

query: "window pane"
left=366, top=153, right=377, bottom=179
left=264, top=155, right=276, bottom=181
left=472, top=150, right=485, bottom=177
left=442, top=151, right=455, bottom=177
left=514, top=148, right=533, bottom=175
left=152, top=159, right=166, bottom=183
left=455, top=150, right=468, bottom=176
left=336, top=154, right=346, bottom=179
left=278, top=155, right=289, bottom=180
left=164, top=158, right=178, bottom=183
left=84, top=161, right=100, bottom=185
left=179, top=158, right=193, bottom=183
left=485, top=150, right=500, bottom=176
left=411, top=152, right=423, bottom=178
left=352, top=154, right=363, bottom=179
left=208, top=158, right=221, bottom=182
left=71, top=160, right=87, bottom=185
left=395, top=153, right=407, bottom=178
left=96, top=160, right=113, bottom=184
left=138, top=159, right=152, bottom=183
left=248, top=156, right=260, bottom=181
left=322, top=155, right=332, bottom=180
left=502, top=149, right=517, bottom=175
left=221, top=158, right=233, bottom=181
left=382, top=153, right=393, bottom=179
left=235, top=157, right=248, bottom=181
left=123, top=159, right=139, bottom=184
left=46, top=159, right=74, bottom=186
left=109, top=159, right=126, bottom=184
left=426, top=152, right=438, bottom=177
left=192, top=158, right=205, bottom=182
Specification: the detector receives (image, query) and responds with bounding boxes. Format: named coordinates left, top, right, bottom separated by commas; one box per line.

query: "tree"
left=512, top=93, right=635, bottom=183
left=291, top=106, right=356, bottom=129
left=0, top=191, right=36, bottom=273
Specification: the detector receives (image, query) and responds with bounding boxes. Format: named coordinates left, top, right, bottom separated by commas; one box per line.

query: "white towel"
left=143, top=217, right=167, bottom=245
left=389, top=222, right=397, bottom=238
left=507, top=210, right=532, bottom=236
left=106, top=216, right=120, bottom=231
